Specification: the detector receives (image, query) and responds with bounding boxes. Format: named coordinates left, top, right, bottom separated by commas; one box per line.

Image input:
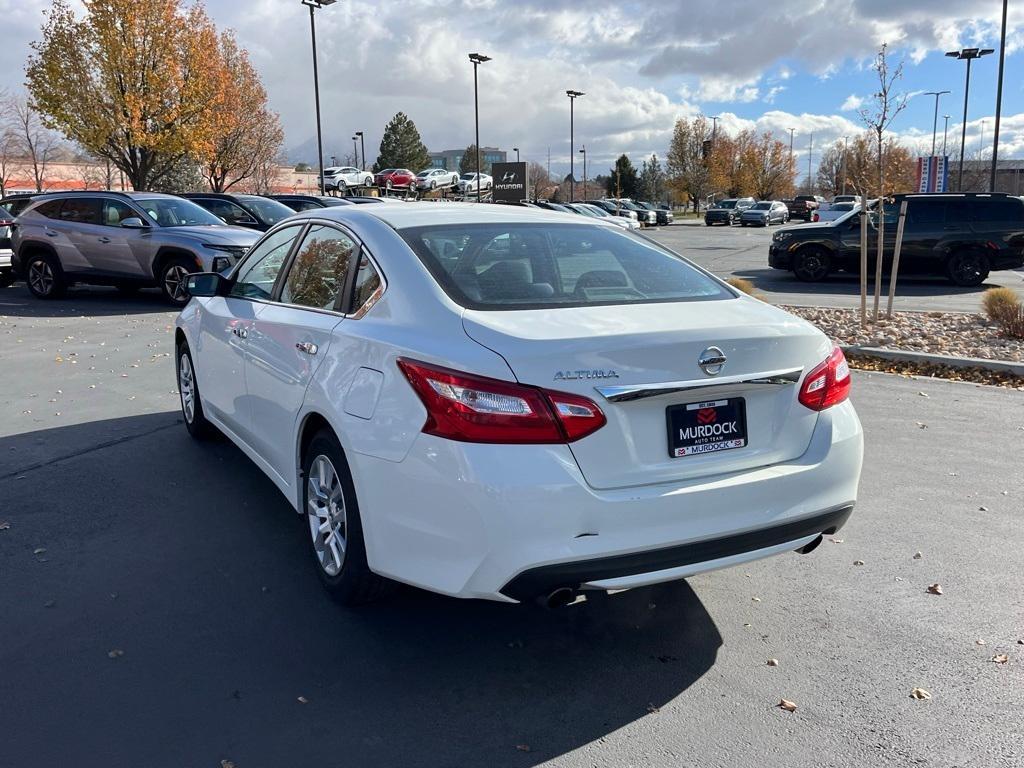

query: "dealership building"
left=429, top=147, right=507, bottom=171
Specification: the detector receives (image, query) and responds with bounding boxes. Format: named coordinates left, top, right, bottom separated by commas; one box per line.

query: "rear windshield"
left=715, top=200, right=737, bottom=209
left=752, top=202, right=771, bottom=210
left=238, top=196, right=294, bottom=225
left=399, top=223, right=732, bottom=310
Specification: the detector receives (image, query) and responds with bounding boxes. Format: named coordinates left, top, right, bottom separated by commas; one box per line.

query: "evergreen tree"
left=605, top=154, right=640, bottom=198
left=638, top=153, right=665, bottom=202
left=374, top=112, right=431, bottom=172
left=459, top=144, right=491, bottom=175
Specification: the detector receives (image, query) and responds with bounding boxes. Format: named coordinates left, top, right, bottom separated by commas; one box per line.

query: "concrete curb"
left=842, top=345, right=1024, bottom=376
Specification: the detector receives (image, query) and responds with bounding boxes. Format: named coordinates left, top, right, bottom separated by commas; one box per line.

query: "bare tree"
left=11, top=94, right=60, bottom=192
left=858, top=44, right=908, bottom=323
left=527, top=161, right=553, bottom=201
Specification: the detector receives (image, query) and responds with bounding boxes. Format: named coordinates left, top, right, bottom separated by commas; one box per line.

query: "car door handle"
left=295, top=341, right=318, bottom=356
left=44, top=230, right=59, bottom=237
left=98, top=236, right=111, bottom=243
left=231, top=327, right=248, bottom=339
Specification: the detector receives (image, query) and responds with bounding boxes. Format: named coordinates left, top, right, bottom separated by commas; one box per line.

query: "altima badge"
left=698, top=347, right=727, bottom=376
left=554, top=369, right=619, bottom=381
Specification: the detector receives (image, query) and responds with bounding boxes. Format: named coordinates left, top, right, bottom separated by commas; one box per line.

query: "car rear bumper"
left=0, top=249, right=12, bottom=269
left=704, top=213, right=732, bottom=224
left=351, top=399, right=863, bottom=601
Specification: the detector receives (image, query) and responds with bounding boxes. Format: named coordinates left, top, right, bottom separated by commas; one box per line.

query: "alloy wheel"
left=163, top=265, right=190, bottom=302
left=307, top=454, right=347, bottom=576
left=178, top=352, right=195, bottom=424
left=28, top=259, right=54, bottom=296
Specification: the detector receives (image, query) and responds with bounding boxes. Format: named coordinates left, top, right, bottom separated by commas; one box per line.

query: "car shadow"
left=0, top=413, right=722, bottom=768
left=731, top=268, right=1004, bottom=300
left=0, top=284, right=177, bottom=318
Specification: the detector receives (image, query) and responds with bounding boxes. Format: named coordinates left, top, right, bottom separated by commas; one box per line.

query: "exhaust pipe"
left=795, top=535, right=823, bottom=555
left=543, top=587, right=577, bottom=609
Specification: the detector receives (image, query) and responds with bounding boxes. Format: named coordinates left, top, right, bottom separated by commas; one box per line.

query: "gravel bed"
left=784, top=305, right=1024, bottom=363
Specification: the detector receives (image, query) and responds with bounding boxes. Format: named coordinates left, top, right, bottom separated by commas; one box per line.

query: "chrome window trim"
left=595, top=367, right=804, bottom=403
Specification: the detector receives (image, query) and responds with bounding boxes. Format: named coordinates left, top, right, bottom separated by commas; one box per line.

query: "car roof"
left=283, top=201, right=590, bottom=230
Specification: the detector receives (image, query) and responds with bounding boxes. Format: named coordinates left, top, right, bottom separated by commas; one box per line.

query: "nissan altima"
left=175, top=204, right=863, bottom=605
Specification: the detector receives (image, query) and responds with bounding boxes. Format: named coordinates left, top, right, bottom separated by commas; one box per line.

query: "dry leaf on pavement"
left=913, top=552, right=922, bottom=559
left=927, top=584, right=943, bottom=595
left=910, top=688, right=932, bottom=700
left=992, top=654, right=1009, bottom=664
left=853, top=560, right=865, bottom=566
left=778, top=699, right=797, bottom=712
left=767, top=658, right=779, bottom=667
left=515, top=744, right=531, bottom=752
left=107, top=649, right=124, bottom=659
left=297, top=696, right=308, bottom=704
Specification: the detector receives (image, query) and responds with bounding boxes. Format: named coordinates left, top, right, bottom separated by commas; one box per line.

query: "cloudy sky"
left=1, top=0, right=1022, bottom=177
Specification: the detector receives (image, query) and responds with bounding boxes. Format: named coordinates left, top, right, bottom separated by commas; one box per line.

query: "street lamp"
left=946, top=47, right=994, bottom=191
left=513, top=147, right=520, bottom=162
left=355, top=131, right=365, bottom=171
left=566, top=90, right=584, bottom=201
left=579, top=146, right=587, bottom=201
left=468, top=53, right=491, bottom=203
left=709, top=115, right=720, bottom=144
left=807, top=132, right=813, bottom=194
left=923, top=90, right=950, bottom=157
left=788, top=127, right=796, bottom=180
left=301, top=0, right=338, bottom=195
left=841, top=135, right=849, bottom=195
left=991, top=0, right=1009, bottom=192
left=351, top=136, right=359, bottom=169
left=942, top=115, right=951, bottom=156
left=330, top=155, right=337, bottom=167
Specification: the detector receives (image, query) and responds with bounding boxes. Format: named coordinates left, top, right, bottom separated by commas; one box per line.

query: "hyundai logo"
left=698, top=346, right=727, bottom=376
left=501, top=171, right=516, bottom=182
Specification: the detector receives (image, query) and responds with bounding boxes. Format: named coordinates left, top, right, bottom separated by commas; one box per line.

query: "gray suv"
left=12, top=191, right=260, bottom=305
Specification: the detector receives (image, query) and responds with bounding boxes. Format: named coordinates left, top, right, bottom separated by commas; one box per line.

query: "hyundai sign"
left=491, top=161, right=528, bottom=203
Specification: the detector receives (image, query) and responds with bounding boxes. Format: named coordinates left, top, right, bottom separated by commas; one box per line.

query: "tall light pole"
left=355, top=131, right=365, bottom=171
left=330, top=155, right=337, bottom=167
left=946, top=47, right=994, bottom=191
left=807, top=132, right=813, bottom=193
left=788, top=127, right=796, bottom=183
left=351, top=136, right=359, bottom=169
left=468, top=53, right=491, bottom=203
left=924, top=90, right=950, bottom=156
left=579, top=146, right=587, bottom=201
left=942, top=115, right=951, bottom=156
left=513, top=147, right=520, bottom=162
left=710, top=115, right=720, bottom=144
left=302, top=0, right=337, bottom=195
left=991, top=0, right=1009, bottom=192
left=841, top=135, right=849, bottom=195
left=979, top=120, right=987, bottom=160
left=566, top=90, right=584, bottom=201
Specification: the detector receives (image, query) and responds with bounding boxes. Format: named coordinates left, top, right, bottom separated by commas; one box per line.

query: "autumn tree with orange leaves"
left=26, top=0, right=280, bottom=192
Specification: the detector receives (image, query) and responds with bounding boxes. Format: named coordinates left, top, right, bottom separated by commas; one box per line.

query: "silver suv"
left=12, top=191, right=260, bottom=305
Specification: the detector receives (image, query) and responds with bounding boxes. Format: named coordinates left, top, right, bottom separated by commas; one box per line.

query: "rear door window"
left=59, top=198, right=103, bottom=225
left=971, top=199, right=1024, bottom=224
left=31, top=200, right=63, bottom=219
left=401, top=223, right=731, bottom=310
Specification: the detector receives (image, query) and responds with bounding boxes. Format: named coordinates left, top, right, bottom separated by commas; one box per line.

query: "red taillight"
left=397, top=359, right=606, bottom=444
left=798, top=346, right=851, bottom=411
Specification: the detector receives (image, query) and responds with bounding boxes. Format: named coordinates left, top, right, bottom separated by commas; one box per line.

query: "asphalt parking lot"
left=647, top=221, right=1024, bottom=314
left=1, top=283, right=1023, bottom=768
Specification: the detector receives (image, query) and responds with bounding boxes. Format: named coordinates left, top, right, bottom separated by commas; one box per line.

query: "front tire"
left=159, top=256, right=195, bottom=306
left=302, top=430, right=390, bottom=605
left=793, top=247, right=832, bottom=282
left=25, top=252, right=66, bottom=299
left=176, top=342, right=215, bottom=440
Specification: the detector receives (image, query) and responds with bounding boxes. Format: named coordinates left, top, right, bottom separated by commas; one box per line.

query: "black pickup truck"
left=768, top=193, right=1024, bottom=286
left=784, top=195, right=825, bottom=222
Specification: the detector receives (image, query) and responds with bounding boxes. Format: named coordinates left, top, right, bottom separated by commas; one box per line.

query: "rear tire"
left=302, top=429, right=391, bottom=605
left=176, top=341, right=216, bottom=440
left=946, top=250, right=989, bottom=287
left=25, top=252, right=66, bottom=299
left=793, top=247, right=832, bottom=282
left=159, top=256, right=195, bottom=306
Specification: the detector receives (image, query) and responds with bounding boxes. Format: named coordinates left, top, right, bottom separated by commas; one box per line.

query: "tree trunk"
left=873, top=134, right=885, bottom=321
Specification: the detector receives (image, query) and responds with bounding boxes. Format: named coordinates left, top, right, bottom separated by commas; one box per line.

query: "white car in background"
left=176, top=203, right=863, bottom=606
left=814, top=201, right=859, bottom=223
left=415, top=168, right=460, bottom=191
left=458, top=172, right=493, bottom=194
left=323, top=166, right=374, bottom=193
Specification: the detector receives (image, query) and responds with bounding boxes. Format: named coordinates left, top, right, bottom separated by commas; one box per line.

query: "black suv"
left=182, top=193, right=295, bottom=231
left=769, top=193, right=1024, bottom=286
left=270, top=194, right=353, bottom=212
left=705, top=198, right=755, bottom=226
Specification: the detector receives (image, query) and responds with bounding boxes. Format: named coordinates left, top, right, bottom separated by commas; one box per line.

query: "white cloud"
left=842, top=95, right=865, bottom=112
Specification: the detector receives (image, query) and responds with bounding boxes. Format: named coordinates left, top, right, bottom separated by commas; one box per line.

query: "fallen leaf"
left=767, top=658, right=779, bottom=667
left=927, top=584, right=943, bottom=595
left=778, top=699, right=797, bottom=712
left=912, top=552, right=922, bottom=559
left=107, top=649, right=124, bottom=659
left=910, top=688, right=932, bottom=700
left=751, top=596, right=761, bottom=602
left=916, top=422, right=928, bottom=429
left=992, top=654, right=1009, bottom=664
left=853, top=560, right=865, bottom=566
left=978, top=506, right=988, bottom=512
left=0, top=522, right=9, bottom=531
left=976, top=639, right=986, bottom=646
left=515, top=744, right=531, bottom=752
left=33, top=547, right=46, bottom=555
left=646, top=703, right=660, bottom=713
left=830, top=538, right=844, bottom=544
left=917, top=391, right=929, bottom=398
left=220, top=761, right=236, bottom=768
left=297, top=696, right=308, bottom=704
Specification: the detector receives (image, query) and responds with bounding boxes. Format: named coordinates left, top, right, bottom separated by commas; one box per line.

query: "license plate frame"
left=666, top=398, right=748, bottom=458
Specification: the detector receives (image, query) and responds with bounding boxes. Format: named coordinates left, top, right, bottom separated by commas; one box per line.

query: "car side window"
left=32, top=200, right=64, bottom=219
left=102, top=199, right=138, bottom=227
left=59, top=199, right=103, bottom=225
left=351, top=253, right=382, bottom=316
left=200, top=199, right=251, bottom=225
left=280, top=225, right=357, bottom=310
left=230, top=226, right=303, bottom=300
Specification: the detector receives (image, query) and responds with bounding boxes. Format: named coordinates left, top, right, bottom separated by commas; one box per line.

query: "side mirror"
left=120, top=217, right=146, bottom=229
left=186, top=272, right=229, bottom=298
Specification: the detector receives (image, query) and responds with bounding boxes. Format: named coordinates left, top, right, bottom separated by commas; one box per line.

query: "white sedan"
left=322, top=166, right=373, bottom=193
left=415, top=168, right=460, bottom=191
left=458, top=172, right=493, bottom=194
left=176, top=204, right=863, bottom=605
